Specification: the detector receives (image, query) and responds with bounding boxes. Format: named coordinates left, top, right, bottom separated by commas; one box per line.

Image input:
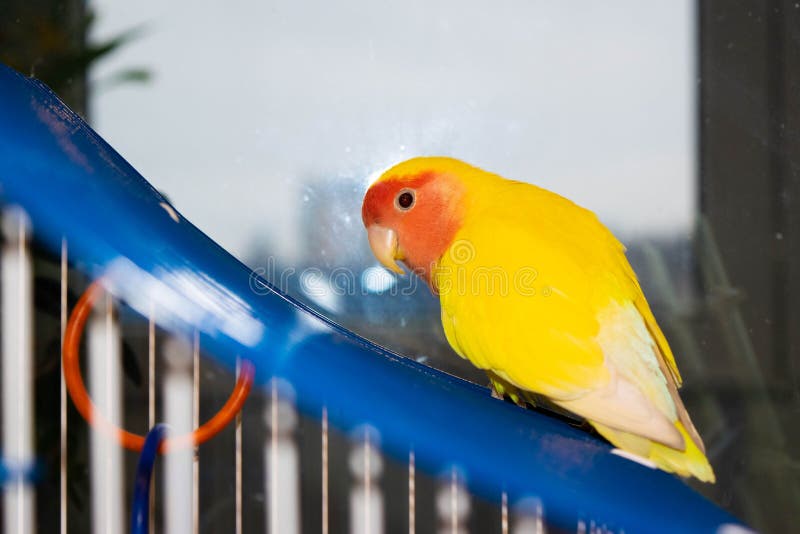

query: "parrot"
left=360, top=156, right=715, bottom=482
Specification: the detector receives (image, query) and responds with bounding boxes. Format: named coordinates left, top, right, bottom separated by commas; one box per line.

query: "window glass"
left=89, top=0, right=695, bottom=382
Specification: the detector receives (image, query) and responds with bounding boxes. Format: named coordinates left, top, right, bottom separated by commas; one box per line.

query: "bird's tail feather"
left=593, top=421, right=716, bottom=483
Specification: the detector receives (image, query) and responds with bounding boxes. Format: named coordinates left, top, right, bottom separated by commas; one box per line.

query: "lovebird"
left=361, top=157, right=714, bottom=482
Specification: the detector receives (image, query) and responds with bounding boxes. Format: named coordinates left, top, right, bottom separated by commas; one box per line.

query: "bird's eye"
left=395, top=189, right=415, bottom=210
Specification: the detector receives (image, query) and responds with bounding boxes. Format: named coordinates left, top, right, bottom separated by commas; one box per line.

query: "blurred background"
left=2, top=0, right=798, bottom=532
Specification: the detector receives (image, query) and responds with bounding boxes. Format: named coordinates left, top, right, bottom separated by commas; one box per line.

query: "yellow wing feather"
left=436, top=177, right=626, bottom=396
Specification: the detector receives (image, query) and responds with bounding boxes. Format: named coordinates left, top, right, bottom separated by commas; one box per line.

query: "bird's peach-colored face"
left=361, top=169, right=465, bottom=288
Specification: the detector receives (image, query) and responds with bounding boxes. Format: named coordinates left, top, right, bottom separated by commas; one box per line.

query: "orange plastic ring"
left=64, top=279, right=255, bottom=453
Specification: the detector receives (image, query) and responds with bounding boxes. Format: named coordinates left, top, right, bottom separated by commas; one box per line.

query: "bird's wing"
left=437, top=187, right=685, bottom=447
left=437, top=206, right=612, bottom=399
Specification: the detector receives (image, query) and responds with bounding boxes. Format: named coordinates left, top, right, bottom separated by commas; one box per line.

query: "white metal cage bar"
left=87, top=291, right=124, bottom=534
left=1, top=207, right=35, bottom=534
left=164, top=336, right=195, bottom=534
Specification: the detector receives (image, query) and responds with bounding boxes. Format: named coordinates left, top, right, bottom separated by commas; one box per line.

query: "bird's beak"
left=367, top=225, right=404, bottom=274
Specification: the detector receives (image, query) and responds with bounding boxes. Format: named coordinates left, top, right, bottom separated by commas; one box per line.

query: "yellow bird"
left=361, top=157, right=714, bottom=482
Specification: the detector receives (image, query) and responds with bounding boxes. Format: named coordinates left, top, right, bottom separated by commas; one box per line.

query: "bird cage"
left=0, top=64, right=749, bottom=534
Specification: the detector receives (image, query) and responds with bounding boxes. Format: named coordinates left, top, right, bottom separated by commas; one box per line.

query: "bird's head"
left=361, top=157, right=475, bottom=288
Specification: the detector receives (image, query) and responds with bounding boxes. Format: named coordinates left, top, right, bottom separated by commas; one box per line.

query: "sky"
left=89, top=0, right=695, bottom=265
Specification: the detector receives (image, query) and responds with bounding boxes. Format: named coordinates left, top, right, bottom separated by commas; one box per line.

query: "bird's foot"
left=490, top=383, right=504, bottom=400
left=489, top=377, right=530, bottom=408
